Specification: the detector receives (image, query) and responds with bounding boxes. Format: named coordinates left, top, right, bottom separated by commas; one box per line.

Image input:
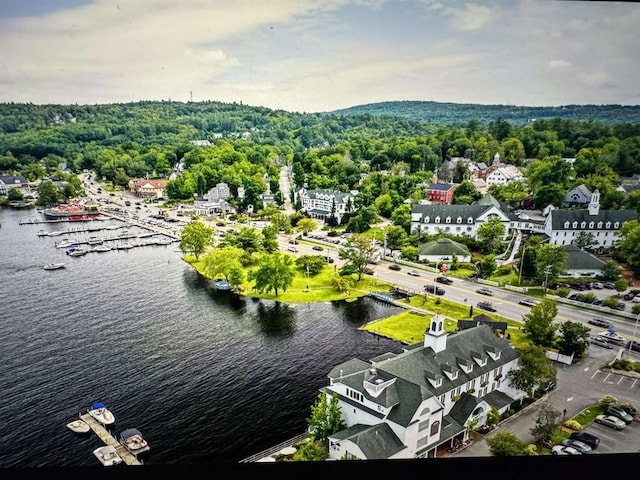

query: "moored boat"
left=215, top=279, right=232, bottom=291
left=88, top=402, right=115, bottom=425
left=68, top=248, right=88, bottom=257
left=66, top=419, right=90, bottom=434
left=44, top=263, right=66, bottom=270
left=47, top=230, right=65, bottom=237
left=119, top=428, right=150, bottom=454
left=93, top=446, right=122, bottom=466
left=88, top=236, right=104, bottom=245
left=92, top=245, right=111, bottom=252
left=116, top=242, right=135, bottom=250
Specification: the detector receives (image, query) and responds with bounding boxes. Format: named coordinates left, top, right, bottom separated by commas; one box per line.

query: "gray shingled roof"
left=329, top=423, right=406, bottom=459
left=482, top=390, right=515, bottom=410
left=418, top=238, right=471, bottom=257
left=563, top=245, right=606, bottom=270
left=549, top=208, right=637, bottom=230
left=306, top=188, right=352, bottom=203
left=428, top=183, right=456, bottom=192
left=447, top=392, right=478, bottom=427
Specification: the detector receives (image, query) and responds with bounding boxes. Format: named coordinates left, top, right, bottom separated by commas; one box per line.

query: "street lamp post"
left=628, top=312, right=640, bottom=353
left=543, top=264, right=552, bottom=298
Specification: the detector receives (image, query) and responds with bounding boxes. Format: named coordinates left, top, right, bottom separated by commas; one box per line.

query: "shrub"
left=619, top=402, right=638, bottom=416
left=563, top=419, right=582, bottom=431
left=599, top=395, right=618, bottom=408
left=495, top=265, right=513, bottom=276
left=556, top=287, right=570, bottom=298
left=524, top=444, right=539, bottom=456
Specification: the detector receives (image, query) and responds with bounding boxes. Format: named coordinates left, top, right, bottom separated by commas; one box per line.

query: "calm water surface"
left=0, top=208, right=403, bottom=467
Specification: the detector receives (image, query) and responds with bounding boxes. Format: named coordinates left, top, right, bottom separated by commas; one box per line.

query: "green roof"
left=418, top=238, right=471, bottom=256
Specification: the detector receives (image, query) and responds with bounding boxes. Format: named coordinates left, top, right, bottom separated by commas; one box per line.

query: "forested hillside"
left=329, top=101, right=640, bottom=126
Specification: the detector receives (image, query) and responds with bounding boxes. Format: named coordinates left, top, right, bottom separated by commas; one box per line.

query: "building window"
left=346, top=388, right=363, bottom=403
left=572, top=221, right=578, bottom=229
left=564, top=221, right=570, bottom=228
left=457, top=217, right=462, bottom=224
left=598, top=222, right=603, bottom=228
left=606, top=222, right=611, bottom=228
left=430, top=421, right=440, bottom=436
left=581, top=221, right=586, bottom=229
left=435, top=217, right=440, bottom=224
left=589, top=222, right=594, bottom=229
left=418, top=419, right=430, bottom=432
left=446, top=217, right=451, bottom=223
left=439, top=394, right=446, bottom=405
left=614, top=222, right=619, bottom=229
left=468, top=217, right=473, bottom=224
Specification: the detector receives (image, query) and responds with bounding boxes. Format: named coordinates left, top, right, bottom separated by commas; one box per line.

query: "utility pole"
left=543, top=264, right=552, bottom=297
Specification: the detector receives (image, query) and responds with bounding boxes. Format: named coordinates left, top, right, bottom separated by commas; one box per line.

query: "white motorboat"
left=120, top=428, right=150, bottom=454
left=93, top=445, right=122, bottom=466
left=88, top=236, right=104, bottom=245
left=92, top=245, right=111, bottom=252
left=88, top=402, right=115, bottom=425
left=68, top=248, right=89, bottom=257
left=44, top=263, right=66, bottom=270
left=116, top=242, right=135, bottom=250
left=47, top=231, right=65, bottom=237
left=66, top=419, right=90, bottom=434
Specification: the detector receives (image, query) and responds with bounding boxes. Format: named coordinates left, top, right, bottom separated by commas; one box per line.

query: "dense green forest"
left=329, top=101, right=640, bottom=126
left=2, top=100, right=640, bottom=217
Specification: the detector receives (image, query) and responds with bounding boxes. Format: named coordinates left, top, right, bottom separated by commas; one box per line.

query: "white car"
left=286, top=246, right=298, bottom=253
left=551, top=445, right=581, bottom=455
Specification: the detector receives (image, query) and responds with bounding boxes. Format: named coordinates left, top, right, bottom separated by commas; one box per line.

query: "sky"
left=0, top=0, right=638, bottom=113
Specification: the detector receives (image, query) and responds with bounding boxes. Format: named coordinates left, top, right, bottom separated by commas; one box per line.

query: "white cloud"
left=443, top=3, right=495, bottom=31
left=545, top=60, right=572, bottom=71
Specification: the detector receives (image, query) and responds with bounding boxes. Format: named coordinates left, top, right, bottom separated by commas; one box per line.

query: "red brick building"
left=427, top=183, right=456, bottom=204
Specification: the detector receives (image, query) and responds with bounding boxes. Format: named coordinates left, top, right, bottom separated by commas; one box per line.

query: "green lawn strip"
left=362, top=294, right=530, bottom=347
left=550, top=404, right=604, bottom=446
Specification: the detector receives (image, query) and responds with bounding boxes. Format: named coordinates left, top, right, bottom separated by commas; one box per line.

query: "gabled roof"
left=563, top=245, right=606, bottom=270
left=412, top=203, right=509, bottom=223
left=303, top=188, right=353, bottom=203
left=482, top=390, right=515, bottom=411
left=417, top=238, right=471, bottom=257
left=447, top=392, right=478, bottom=427
left=0, top=175, right=28, bottom=185
left=549, top=208, right=637, bottom=229
left=329, top=423, right=406, bottom=459
left=427, top=183, right=456, bottom=192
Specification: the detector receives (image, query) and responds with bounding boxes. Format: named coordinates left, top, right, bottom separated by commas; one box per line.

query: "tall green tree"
left=451, top=179, right=482, bottom=205
left=573, top=232, right=597, bottom=251
left=297, top=217, right=318, bottom=235
left=338, top=234, right=379, bottom=281
left=179, top=221, right=213, bottom=260
left=36, top=180, right=62, bottom=206
left=307, top=392, right=345, bottom=445
left=249, top=252, right=295, bottom=297
left=557, top=321, right=590, bottom=358
left=507, top=345, right=557, bottom=398
left=600, top=260, right=621, bottom=282
left=614, top=220, right=640, bottom=276
left=522, top=298, right=558, bottom=348
left=202, top=246, right=244, bottom=282
left=476, top=254, right=497, bottom=279
left=477, top=217, right=506, bottom=254
left=390, top=203, right=412, bottom=232
left=485, top=432, right=528, bottom=456
left=530, top=402, right=563, bottom=447
left=534, top=244, right=567, bottom=285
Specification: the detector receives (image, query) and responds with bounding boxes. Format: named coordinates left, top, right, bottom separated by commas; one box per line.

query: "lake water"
left=0, top=208, right=403, bottom=467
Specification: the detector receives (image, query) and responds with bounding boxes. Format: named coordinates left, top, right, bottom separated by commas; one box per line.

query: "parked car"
left=476, top=287, right=493, bottom=296
left=388, top=264, right=401, bottom=271
left=407, top=270, right=421, bottom=277
left=591, top=337, right=614, bottom=349
left=568, top=293, right=581, bottom=300
left=632, top=296, right=640, bottom=303
left=569, top=431, right=599, bottom=449
left=518, top=298, right=537, bottom=307
left=623, top=292, right=635, bottom=301
left=560, top=438, right=592, bottom=454
left=627, top=340, right=640, bottom=353
left=539, top=380, right=556, bottom=394
left=325, top=257, right=335, bottom=264
left=424, top=285, right=445, bottom=295
left=595, top=414, right=626, bottom=430
left=604, top=405, right=634, bottom=424
left=477, top=301, right=497, bottom=312
left=288, top=239, right=299, bottom=244
left=551, top=445, right=581, bottom=455
left=591, top=282, right=603, bottom=289
left=603, top=282, right=616, bottom=289
left=312, top=245, right=324, bottom=251
left=613, top=302, right=626, bottom=311
left=588, top=318, right=612, bottom=328
left=286, top=246, right=298, bottom=253
left=435, top=276, right=453, bottom=285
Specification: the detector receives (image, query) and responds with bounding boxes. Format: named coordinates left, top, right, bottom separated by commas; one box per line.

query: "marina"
left=78, top=413, right=143, bottom=466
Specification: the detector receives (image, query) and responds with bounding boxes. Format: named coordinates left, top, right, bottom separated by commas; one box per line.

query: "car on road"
left=604, top=405, right=634, bottom=424
left=588, top=318, right=612, bottom=328
left=551, top=445, right=581, bottom=455
left=569, top=431, right=599, bottom=449
left=560, top=438, right=592, bottom=454
left=477, top=301, right=497, bottom=312
left=435, top=276, right=453, bottom=285
left=407, top=270, right=420, bottom=277
left=476, top=287, right=493, bottom=296
left=590, top=337, right=614, bottom=349
left=312, top=246, right=324, bottom=251
left=595, top=414, right=626, bottom=430
left=518, top=298, right=537, bottom=307
left=286, top=246, right=298, bottom=253
left=388, top=264, right=401, bottom=271
left=288, top=239, right=299, bottom=244
left=424, top=285, right=445, bottom=295
left=539, top=381, right=556, bottom=394
left=627, top=340, right=640, bottom=353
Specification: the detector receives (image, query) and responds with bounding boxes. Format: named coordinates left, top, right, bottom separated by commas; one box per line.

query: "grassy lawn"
left=550, top=404, right=604, bottom=445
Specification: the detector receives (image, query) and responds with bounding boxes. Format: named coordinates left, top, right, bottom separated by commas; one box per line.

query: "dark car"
left=588, top=318, right=612, bottom=328
left=436, top=276, right=453, bottom=285
left=476, top=287, right=493, bottom=296
left=325, top=257, right=335, bottom=264
left=388, top=264, right=401, bottom=271
left=424, top=285, right=445, bottom=295
left=312, top=245, right=324, bottom=251
left=539, top=381, right=556, bottom=394
left=613, top=302, right=626, bottom=311
left=604, top=405, right=634, bottom=424
left=628, top=340, right=640, bottom=353
left=477, top=301, right=497, bottom=312
left=568, top=293, right=581, bottom=300
left=569, top=431, right=599, bottom=449
left=591, top=337, right=613, bottom=349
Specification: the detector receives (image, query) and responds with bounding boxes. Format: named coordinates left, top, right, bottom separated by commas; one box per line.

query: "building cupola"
left=424, top=313, right=448, bottom=353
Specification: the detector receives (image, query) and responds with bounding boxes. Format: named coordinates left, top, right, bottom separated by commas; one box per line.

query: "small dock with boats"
left=78, top=413, right=144, bottom=466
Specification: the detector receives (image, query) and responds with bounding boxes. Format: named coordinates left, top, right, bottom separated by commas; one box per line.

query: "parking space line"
left=617, top=375, right=625, bottom=385
left=631, top=379, right=637, bottom=389
left=591, top=370, right=601, bottom=379
left=602, top=373, right=611, bottom=383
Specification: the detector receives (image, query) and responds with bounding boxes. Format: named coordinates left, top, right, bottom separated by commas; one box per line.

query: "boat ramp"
left=79, top=413, right=144, bottom=466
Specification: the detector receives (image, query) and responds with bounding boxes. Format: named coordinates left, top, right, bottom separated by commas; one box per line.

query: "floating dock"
left=79, top=413, right=143, bottom=466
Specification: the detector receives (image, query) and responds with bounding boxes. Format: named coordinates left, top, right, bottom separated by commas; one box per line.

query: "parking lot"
left=585, top=417, right=640, bottom=455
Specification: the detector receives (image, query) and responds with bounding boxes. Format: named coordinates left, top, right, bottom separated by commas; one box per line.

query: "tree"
left=249, top=252, right=295, bottom=297
left=297, top=217, right=318, bottom=235
left=614, top=278, right=629, bottom=296
left=534, top=243, right=567, bottom=285
left=291, top=440, right=328, bottom=462
left=530, top=402, right=563, bottom=447
left=400, top=245, right=419, bottom=262
left=522, top=298, right=558, bottom=348
left=476, top=254, right=497, bottom=279
left=477, top=217, right=506, bottom=254
left=573, top=232, right=597, bottom=251
left=485, top=432, right=528, bottom=456
left=338, top=234, right=379, bottom=281
left=507, top=345, right=556, bottom=398
left=295, top=255, right=327, bottom=276
left=390, top=203, right=412, bottom=232
left=557, top=321, right=590, bottom=358
left=307, top=392, right=345, bottom=445
left=615, top=220, right=640, bottom=276
left=384, top=225, right=408, bottom=250
left=202, top=246, right=244, bottom=282
left=36, top=180, right=62, bottom=206
left=451, top=179, right=481, bottom=205
left=7, top=187, right=24, bottom=201
left=600, top=260, right=621, bottom=282
left=179, top=221, right=214, bottom=260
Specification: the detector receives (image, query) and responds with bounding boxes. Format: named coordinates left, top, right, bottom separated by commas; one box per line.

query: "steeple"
left=588, top=189, right=600, bottom=216
left=424, top=313, right=448, bottom=353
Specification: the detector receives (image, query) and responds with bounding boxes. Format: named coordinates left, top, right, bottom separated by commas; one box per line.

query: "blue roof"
left=92, top=402, right=105, bottom=409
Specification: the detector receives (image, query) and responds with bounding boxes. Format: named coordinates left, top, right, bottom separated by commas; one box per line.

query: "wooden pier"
left=79, top=413, right=143, bottom=466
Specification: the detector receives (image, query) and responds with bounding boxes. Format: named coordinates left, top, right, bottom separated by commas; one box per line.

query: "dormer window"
left=425, top=370, right=444, bottom=388
left=445, top=216, right=451, bottom=224
left=581, top=221, right=586, bottom=229
left=598, top=221, right=603, bottom=228
left=457, top=217, right=462, bottom=224
left=457, top=357, right=473, bottom=374
left=589, top=222, right=594, bottom=229
left=564, top=221, right=570, bottom=228
left=606, top=221, right=611, bottom=229
left=614, top=222, right=620, bottom=229
left=471, top=351, right=488, bottom=367
left=572, top=221, right=578, bottom=229
left=441, top=363, right=458, bottom=381
left=485, top=346, right=501, bottom=361
left=468, top=217, right=473, bottom=224
left=435, top=217, right=440, bottom=224
left=425, top=216, right=430, bottom=223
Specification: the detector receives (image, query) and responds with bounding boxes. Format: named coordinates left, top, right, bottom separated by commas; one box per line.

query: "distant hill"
left=327, top=100, right=640, bottom=126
